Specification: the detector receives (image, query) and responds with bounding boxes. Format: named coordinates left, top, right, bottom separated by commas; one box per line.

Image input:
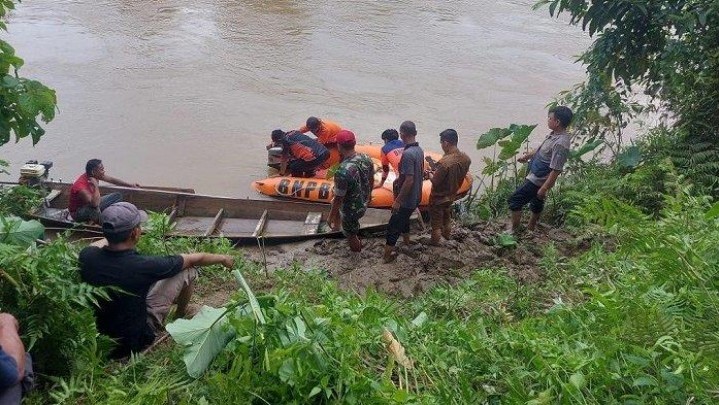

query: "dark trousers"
left=74, top=192, right=123, bottom=222
left=288, top=151, right=329, bottom=177
left=508, top=180, right=545, bottom=214
left=385, top=207, right=415, bottom=246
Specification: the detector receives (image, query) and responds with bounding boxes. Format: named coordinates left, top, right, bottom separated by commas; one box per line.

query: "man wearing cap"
left=69, top=159, right=141, bottom=223
left=78, top=202, right=234, bottom=358
left=328, top=130, right=374, bottom=252
left=271, top=129, right=330, bottom=178
left=428, top=129, right=472, bottom=245
left=383, top=120, right=424, bottom=263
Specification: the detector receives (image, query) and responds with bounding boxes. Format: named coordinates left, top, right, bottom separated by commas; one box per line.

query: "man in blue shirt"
left=383, top=121, right=424, bottom=263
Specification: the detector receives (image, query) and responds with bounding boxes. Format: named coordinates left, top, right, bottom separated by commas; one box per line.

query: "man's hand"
left=537, top=187, right=548, bottom=200
left=391, top=200, right=401, bottom=213
left=89, top=177, right=99, bottom=187
left=220, top=255, right=235, bottom=269
left=329, top=216, right=340, bottom=231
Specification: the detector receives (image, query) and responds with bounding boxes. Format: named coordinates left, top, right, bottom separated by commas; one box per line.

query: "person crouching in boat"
left=299, top=116, right=343, bottom=166
left=328, top=130, right=374, bottom=252
left=68, top=159, right=140, bottom=223
left=375, top=128, right=404, bottom=189
left=271, top=129, right=330, bottom=178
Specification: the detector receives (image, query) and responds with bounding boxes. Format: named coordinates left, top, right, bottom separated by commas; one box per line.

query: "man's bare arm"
left=0, top=313, right=25, bottom=383
left=328, top=195, right=343, bottom=230
left=537, top=170, right=561, bottom=199
left=180, top=253, right=234, bottom=270
left=79, top=180, right=101, bottom=207
left=101, top=175, right=140, bottom=188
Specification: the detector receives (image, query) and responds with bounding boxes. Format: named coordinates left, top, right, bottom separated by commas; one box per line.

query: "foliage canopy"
left=0, top=0, right=57, bottom=147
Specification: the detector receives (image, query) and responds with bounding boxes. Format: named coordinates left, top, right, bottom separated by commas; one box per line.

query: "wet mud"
left=239, top=220, right=590, bottom=298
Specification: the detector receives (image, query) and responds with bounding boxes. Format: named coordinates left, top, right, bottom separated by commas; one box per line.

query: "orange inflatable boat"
left=252, top=144, right=472, bottom=209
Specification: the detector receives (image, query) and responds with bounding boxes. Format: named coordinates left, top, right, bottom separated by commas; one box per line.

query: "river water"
left=2, top=0, right=588, bottom=196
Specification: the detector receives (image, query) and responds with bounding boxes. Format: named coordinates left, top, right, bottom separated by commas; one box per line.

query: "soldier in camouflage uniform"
left=329, top=130, right=374, bottom=252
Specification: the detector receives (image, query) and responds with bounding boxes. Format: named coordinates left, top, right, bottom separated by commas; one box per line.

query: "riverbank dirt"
left=233, top=220, right=591, bottom=299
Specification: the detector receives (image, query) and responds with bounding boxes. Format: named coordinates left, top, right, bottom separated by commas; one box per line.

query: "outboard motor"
left=267, top=145, right=284, bottom=177
left=19, top=160, right=53, bottom=188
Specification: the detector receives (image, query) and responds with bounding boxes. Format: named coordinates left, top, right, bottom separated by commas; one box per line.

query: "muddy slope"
left=240, top=221, right=589, bottom=298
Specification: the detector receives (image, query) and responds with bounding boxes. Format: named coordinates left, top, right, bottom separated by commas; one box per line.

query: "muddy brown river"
left=2, top=0, right=588, bottom=196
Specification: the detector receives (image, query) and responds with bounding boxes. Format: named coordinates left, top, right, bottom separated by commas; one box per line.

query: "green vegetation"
left=0, top=1, right=57, bottom=148
left=1, top=193, right=716, bottom=403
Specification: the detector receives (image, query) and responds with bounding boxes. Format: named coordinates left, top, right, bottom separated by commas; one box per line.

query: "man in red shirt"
left=69, top=159, right=140, bottom=223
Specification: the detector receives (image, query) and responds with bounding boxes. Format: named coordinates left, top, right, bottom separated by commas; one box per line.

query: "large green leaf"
left=617, top=145, right=642, bottom=168
left=508, top=124, right=537, bottom=141
left=497, top=125, right=535, bottom=161
left=168, top=268, right=266, bottom=378
left=166, top=305, right=236, bottom=379
left=706, top=202, right=719, bottom=220
left=476, top=128, right=511, bottom=149
left=570, top=138, right=603, bottom=160
left=233, top=269, right=266, bottom=324
left=0, top=215, right=43, bottom=247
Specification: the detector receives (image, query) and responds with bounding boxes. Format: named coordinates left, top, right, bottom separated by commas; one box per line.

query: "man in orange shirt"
left=299, top=117, right=343, bottom=165
left=376, top=128, right=404, bottom=189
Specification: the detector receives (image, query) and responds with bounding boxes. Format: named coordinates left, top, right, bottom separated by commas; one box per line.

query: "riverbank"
left=237, top=219, right=592, bottom=298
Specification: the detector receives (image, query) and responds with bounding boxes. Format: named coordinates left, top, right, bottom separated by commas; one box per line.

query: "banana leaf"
left=0, top=216, right=44, bottom=247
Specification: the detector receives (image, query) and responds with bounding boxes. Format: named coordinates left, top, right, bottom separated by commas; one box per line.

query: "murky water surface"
left=2, top=0, right=588, bottom=196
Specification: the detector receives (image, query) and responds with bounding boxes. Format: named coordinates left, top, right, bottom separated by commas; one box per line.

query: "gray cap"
left=100, top=202, right=148, bottom=234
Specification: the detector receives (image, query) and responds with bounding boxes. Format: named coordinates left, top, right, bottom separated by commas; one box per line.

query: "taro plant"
left=476, top=124, right=536, bottom=190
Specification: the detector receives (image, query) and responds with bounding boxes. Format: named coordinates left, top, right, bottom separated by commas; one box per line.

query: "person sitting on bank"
left=376, top=128, right=404, bottom=189
left=271, top=129, right=330, bottom=178
left=508, top=106, right=573, bottom=234
left=328, top=130, right=374, bottom=252
left=428, top=129, right=471, bottom=245
left=0, top=313, right=34, bottom=405
left=79, top=202, right=235, bottom=359
left=69, top=159, right=140, bottom=223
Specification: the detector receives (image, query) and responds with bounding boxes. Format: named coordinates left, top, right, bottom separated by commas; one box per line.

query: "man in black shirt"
left=79, top=202, right=234, bottom=358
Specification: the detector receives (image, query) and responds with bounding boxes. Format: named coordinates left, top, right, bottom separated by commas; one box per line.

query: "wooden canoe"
left=1, top=182, right=398, bottom=244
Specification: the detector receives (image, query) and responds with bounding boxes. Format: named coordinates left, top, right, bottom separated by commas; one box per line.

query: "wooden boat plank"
left=173, top=217, right=216, bottom=233
left=302, top=212, right=322, bottom=235
left=264, top=219, right=312, bottom=236
left=252, top=210, right=268, bottom=238
left=43, top=189, right=62, bottom=205
left=204, top=209, right=225, bottom=237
